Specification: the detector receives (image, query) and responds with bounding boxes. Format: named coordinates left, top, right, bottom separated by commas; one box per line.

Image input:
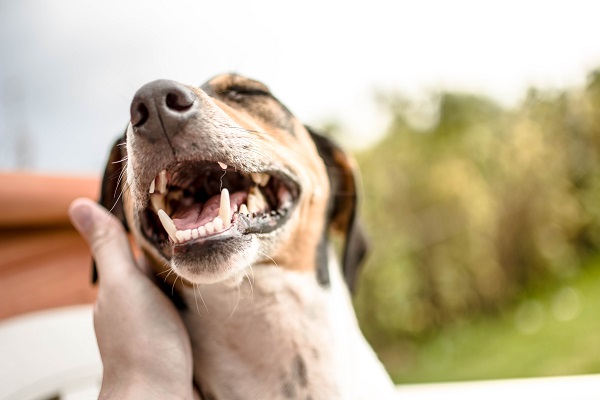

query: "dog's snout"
left=130, top=79, right=198, bottom=141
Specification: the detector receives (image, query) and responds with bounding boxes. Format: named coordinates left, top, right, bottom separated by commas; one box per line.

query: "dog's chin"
left=173, top=235, right=257, bottom=284
left=148, top=233, right=258, bottom=285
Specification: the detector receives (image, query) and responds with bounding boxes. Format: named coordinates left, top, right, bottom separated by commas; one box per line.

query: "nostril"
left=166, top=90, right=195, bottom=112
left=131, top=102, right=149, bottom=127
left=130, top=79, right=198, bottom=140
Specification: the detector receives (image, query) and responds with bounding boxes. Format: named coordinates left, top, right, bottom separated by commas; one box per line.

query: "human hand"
left=69, top=198, right=196, bottom=400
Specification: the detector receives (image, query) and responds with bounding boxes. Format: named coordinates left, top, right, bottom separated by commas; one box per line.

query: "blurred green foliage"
left=353, top=69, right=600, bottom=354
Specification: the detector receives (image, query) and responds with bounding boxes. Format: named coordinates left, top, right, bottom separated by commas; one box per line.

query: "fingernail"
left=68, top=199, right=94, bottom=235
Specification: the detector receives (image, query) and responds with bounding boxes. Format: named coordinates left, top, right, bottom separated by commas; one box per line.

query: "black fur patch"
left=292, top=355, right=308, bottom=388
left=315, top=228, right=330, bottom=287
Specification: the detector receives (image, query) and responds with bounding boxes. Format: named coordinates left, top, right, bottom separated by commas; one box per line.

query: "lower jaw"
left=168, top=235, right=255, bottom=285
left=143, top=201, right=295, bottom=261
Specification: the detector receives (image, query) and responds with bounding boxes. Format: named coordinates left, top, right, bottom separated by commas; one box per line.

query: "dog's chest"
left=181, top=265, right=342, bottom=400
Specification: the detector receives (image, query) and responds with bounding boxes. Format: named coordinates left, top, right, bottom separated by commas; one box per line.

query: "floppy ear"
left=307, top=127, right=369, bottom=293
left=92, top=135, right=128, bottom=283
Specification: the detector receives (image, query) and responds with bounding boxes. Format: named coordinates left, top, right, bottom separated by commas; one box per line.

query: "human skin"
left=69, top=198, right=198, bottom=400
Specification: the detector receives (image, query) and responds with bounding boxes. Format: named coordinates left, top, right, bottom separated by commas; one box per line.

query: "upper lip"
left=138, top=159, right=299, bottom=255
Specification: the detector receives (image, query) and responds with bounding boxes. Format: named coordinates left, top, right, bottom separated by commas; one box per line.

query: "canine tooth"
left=192, top=228, right=199, bottom=239
left=157, top=170, right=168, bottom=194
left=198, top=226, right=207, bottom=237
left=239, top=204, right=249, bottom=216
left=218, top=161, right=228, bottom=170
left=213, top=216, right=223, bottom=231
left=205, top=222, right=215, bottom=234
left=151, top=194, right=165, bottom=213
left=158, top=209, right=178, bottom=242
left=219, top=188, right=231, bottom=228
left=149, top=179, right=155, bottom=194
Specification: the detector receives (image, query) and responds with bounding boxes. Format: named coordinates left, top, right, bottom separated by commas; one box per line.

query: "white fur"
left=180, top=246, right=397, bottom=400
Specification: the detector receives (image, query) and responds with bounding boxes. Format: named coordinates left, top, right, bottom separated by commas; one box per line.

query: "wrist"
left=99, top=371, right=194, bottom=400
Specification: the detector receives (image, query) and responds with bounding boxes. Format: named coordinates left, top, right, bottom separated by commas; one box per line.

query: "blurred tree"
left=354, top=70, right=600, bottom=348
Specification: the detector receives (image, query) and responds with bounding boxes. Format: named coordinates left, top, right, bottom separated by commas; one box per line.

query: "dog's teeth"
left=180, top=229, right=192, bottom=242
left=198, top=226, right=207, bottom=237
left=175, top=230, right=186, bottom=242
left=157, top=170, right=168, bottom=194
left=213, top=216, right=223, bottom=232
left=205, top=222, right=215, bottom=234
left=192, top=228, right=199, bottom=239
left=239, top=204, right=249, bottom=216
left=149, top=179, right=156, bottom=194
left=150, top=194, right=165, bottom=213
left=250, top=173, right=261, bottom=185
left=157, top=209, right=178, bottom=243
left=219, top=188, right=231, bottom=229
left=247, top=193, right=261, bottom=214
left=247, top=186, right=266, bottom=214
left=218, top=161, right=228, bottom=170
left=260, top=174, right=270, bottom=187
left=247, top=195, right=258, bottom=214
left=250, top=173, right=270, bottom=187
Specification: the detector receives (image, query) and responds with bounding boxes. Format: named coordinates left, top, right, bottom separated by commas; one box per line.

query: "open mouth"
left=139, top=161, right=299, bottom=258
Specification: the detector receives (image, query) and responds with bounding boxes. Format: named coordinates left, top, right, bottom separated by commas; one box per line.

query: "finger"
left=68, top=197, right=139, bottom=283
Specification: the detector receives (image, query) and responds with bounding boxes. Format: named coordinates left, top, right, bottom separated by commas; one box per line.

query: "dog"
left=98, top=74, right=397, bottom=399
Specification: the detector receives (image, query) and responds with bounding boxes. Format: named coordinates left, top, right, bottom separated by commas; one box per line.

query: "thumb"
left=68, top=197, right=138, bottom=283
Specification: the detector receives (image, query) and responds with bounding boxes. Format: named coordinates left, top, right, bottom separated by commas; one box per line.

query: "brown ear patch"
left=307, top=127, right=369, bottom=293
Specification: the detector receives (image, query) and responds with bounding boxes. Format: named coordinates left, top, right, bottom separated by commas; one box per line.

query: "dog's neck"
left=179, top=247, right=395, bottom=400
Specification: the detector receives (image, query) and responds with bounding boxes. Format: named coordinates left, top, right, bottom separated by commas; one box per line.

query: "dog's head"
left=99, top=74, right=367, bottom=291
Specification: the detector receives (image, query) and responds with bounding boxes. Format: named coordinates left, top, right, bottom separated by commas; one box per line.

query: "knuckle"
left=90, top=223, right=119, bottom=255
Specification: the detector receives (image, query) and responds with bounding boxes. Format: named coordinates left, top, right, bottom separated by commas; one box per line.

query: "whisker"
left=112, top=155, right=128, bottom=165
left=108, top=180, right=131, bottom=214
left=164, top=269, right=175, bottom=282
left=244, top=265, right=254, bottom=301
left=225, top=278, right=241, bottom=322
left=113, top=164, right=127, bottom=198
left=196, top=284, right=209, bottom=313
left=157, top=264, right=175, bottom=287
left=192, top=284, right=202, bottom=317
left=171, top=276, right=179, bottom=296
left=257, top=250, right=280, bottom=269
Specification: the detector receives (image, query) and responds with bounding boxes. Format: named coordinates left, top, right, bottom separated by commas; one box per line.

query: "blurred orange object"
left=0, top=172, right=100, bottom=319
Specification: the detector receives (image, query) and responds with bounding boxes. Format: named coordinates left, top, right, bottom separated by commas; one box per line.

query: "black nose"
left=130, top=79, right=198, bottom=141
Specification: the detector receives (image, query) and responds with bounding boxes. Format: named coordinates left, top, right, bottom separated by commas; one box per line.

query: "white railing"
left=1, top=306, right=599, bottom=400
left=396, top=374, right=600, bottom=400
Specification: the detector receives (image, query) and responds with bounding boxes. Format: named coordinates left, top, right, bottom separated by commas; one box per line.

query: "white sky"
left=1, top=0, right=600, bottom=173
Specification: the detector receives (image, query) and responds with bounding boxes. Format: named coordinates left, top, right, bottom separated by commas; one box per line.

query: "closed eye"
left=221, top=85, right=272, bottom=100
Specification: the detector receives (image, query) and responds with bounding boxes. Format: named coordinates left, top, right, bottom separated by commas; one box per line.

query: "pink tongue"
left=173, top=194, right=220, bottom=230
left=171, top=191, right=249, bottom=231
